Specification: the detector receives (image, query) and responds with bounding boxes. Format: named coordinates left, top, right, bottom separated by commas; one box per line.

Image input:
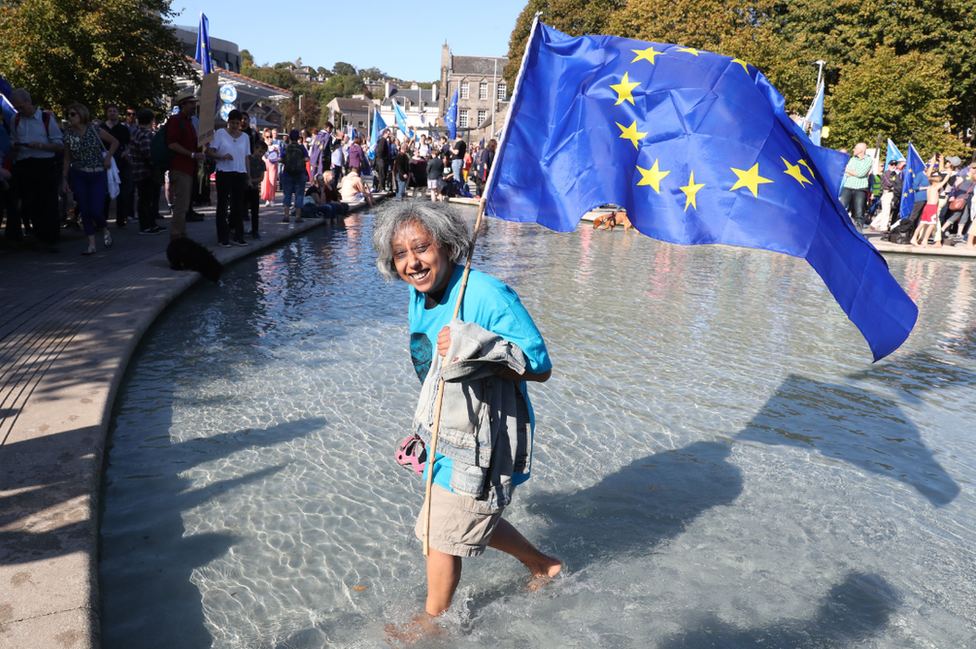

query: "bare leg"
left=967, top=233, right=976, bottom=249
left=425, top=548, right=462, bottom=616
left=488, top=518, right=563, bottom=581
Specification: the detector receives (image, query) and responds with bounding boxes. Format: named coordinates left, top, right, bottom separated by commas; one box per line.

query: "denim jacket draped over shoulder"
left=413, top=318, right=532, bottom=511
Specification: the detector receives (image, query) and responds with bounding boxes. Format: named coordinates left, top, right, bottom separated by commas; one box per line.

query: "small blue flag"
left=0, top=74, right=15, bottom=126
left=884, top=139, right=905, bottom=169
left=392, top=100, right=414, bottom=139
left=194, top=13, right=214, bottom=75
left=485, top=20, right=917, bottom=361
left=444, top=89, right=459, bottom=139
left=805, top=81, right=824, bottom=146
left=898, top=143, right=926, bottom=219
left=369, top=108, right=388, bottom=160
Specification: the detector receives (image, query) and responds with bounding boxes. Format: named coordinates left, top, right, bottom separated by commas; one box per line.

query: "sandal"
left=82, top=246, right=96, bottom=256
left=103, top=230, right=113, bottom=248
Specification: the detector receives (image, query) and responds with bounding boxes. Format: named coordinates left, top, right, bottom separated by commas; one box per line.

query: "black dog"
left=166, top=237, right=223, bottom=282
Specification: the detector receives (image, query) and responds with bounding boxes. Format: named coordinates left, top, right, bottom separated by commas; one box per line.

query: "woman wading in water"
left=373, top=201, right=562, bottom=638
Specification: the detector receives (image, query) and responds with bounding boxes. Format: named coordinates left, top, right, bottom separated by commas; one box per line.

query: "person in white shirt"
left=206, top=109, right=252, bottom=247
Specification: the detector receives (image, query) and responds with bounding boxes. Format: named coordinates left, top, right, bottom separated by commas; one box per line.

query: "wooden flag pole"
left=422, top=196, right=488, bottom=556
left=420, top=16, right=540, bottom=556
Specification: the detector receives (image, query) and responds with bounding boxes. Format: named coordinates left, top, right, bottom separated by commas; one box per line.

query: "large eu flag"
left=485, top=21, right=917, bottom=361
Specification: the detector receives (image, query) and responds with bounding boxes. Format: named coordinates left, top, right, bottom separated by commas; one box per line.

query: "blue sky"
left=171, top=0, right=528, bottom=82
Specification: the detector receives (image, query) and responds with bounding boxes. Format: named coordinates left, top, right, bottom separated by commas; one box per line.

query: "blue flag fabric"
left=805, top=81, right=824, bottom=146
left=444, top=89, right=459, bottom=139
left=392, top=100, right=414, bottom=139
left=195, top=13, right=214, bottom=75
left=485, top=21, right=917, bottom=361
left=369, top=109, right=388, bottom=160
left=884, top=139, right=904, bottom=169
left=899, top=143, right=926, bottom=219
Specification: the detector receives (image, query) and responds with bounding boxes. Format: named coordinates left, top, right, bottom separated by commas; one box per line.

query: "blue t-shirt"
left=408, top=264, right=551, bottom=493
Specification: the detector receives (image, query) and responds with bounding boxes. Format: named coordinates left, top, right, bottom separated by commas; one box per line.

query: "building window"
left=460, top=82, right=469, bottom=100
left=477, top=110, right=487, bottom=125
left=459, top=109, right=468, bottom=128
left=479, top=82, right=488, bottom=100
left=497, top=83, right=507, bottom=100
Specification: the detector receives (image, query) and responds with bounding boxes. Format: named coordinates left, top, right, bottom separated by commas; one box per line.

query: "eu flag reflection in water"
left=485, top=21, right=918, bottom=362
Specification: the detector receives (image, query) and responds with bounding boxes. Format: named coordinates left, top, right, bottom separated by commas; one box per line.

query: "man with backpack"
left=280, top=129, right=309, bottom=223
left=7, top=88, right=63, bottom=251
left=164, top=89, right=202, bottom=240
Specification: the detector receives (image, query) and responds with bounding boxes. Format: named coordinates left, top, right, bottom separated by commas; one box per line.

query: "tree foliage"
left=0, top=0, right=193, bottom=115
left=506, top=0, right=976, bottom=154
left=279, top=95, right=321, bottom=131
left=332, top=62, right=358, bottom=77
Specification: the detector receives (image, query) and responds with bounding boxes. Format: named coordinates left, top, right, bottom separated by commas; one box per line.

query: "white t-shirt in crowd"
left=210, top=128, right=251, bottom=173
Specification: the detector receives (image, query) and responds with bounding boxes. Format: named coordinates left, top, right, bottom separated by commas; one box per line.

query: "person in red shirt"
left=166, top=89, right=202, bottom=239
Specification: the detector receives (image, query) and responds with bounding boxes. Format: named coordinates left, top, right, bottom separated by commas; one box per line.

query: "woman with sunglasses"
left=61, top=103, right=118, bottom=255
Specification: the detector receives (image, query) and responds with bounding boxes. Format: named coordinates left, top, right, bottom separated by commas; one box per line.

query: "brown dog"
left=592, top=211, right=634, bottom=232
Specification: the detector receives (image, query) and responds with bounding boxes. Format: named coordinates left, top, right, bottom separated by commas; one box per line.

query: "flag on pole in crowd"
left=484, top=19, right=917, bottom=361
left=898, top=143, right=926, bottom=220
left=444, top=89, right=459, bottom=139
left=392, top=100, right=414, bottom=139
left=884, top=139, right=905, bottom=169
left=369, top=108, right=388, bottom=160
left=805, top=81, right=825, bottom=146
left=195, top=13, right=214, bottom=75
left=0, top=74, right=15, bottom=125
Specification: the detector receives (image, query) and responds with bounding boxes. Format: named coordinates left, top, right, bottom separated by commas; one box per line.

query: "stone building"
left=438, top=45, right=509, bottom=142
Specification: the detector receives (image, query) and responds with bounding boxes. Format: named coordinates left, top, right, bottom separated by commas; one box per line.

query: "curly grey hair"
left=372, top=200, right=470, bottom=281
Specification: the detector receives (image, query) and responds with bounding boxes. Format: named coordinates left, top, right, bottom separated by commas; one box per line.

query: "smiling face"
left=391, top=220, right=454, bottom=294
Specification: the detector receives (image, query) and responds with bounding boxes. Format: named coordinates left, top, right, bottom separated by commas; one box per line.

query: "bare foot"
left=933, top=242, right=943, bottom=248
left=967, top=244, right=976, bottom=249
left=384, top=615, right=443, bottom=646
left=526, top=553, right=563, bottom=591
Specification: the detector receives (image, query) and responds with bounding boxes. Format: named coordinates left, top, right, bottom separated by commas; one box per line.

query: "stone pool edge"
left=0, top=198, right=382, bottom=649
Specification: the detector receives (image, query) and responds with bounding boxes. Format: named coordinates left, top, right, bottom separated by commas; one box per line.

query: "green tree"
left=358, top=66, right=390, bottom=79
left=245, top=66, right=298, bottom=91
left=316, top=66, right=333, bottom=78
left=505, top=0, right=624, bottom=85
left=280, top=95, right=321, bottom=131
left=827, top=46, right=961, bottom=156
left=240, top=49, right=255, bottom=69
left=332, top=62, right=358, bottom=77
left=0, top=0, right=193, bottom=114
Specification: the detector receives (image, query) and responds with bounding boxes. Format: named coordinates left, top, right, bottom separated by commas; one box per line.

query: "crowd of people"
left=840, top=142, right=976, bottom=249
left=0, top=86, right=503, bottom=256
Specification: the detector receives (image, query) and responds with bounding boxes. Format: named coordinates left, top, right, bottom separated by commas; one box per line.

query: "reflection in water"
left=102, top=214, right=976, bottom=648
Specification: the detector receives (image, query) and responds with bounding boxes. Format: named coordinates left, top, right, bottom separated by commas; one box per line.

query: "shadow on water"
left=735, top=370, right=960, bottom=507
left=658, top=571, right=898, bottom=649
left=99, top=417, right=326, bottom=649
left=525, top=441, right=743, bottom=570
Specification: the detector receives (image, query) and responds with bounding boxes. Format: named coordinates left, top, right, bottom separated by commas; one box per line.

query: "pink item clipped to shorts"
left=395, top=434, right=427, bottom=474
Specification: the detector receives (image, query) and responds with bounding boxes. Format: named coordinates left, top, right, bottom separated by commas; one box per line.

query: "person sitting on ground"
left=372, top=201, right=561, bottom=640
left=339, top=167, right=374, bottom=206
left=303, top=173, right=337, bottom=218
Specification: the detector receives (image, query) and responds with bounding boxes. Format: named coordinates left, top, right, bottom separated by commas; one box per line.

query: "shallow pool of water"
left=101, top=209, right=976, bottom=648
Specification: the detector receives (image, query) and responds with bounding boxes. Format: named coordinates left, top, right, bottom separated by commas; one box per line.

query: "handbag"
left=95, top=125, right=121, bottom=198
left=948, top=183, right=974, bottom=211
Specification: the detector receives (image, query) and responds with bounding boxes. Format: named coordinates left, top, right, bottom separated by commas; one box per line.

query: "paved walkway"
left=0, top=196, right=379, bottom=649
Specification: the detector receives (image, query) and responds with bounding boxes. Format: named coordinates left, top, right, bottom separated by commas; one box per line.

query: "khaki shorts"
left=415, top=484, right=507, bottom=557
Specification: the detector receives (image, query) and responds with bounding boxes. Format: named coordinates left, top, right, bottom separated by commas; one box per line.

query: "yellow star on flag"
left=617, top=120, right=647, bottom=149
left=676, top=47, right=701, bottom=56
left=732, top=58, right=749, bottom=73
left=679, top=171, right=706, bottom=211
left=729, top=163, right=774, bottom=197
left=636, top=159, right=670, bottom=193
left=797, top=159, right=816, bottom=179
left=610, top=72, right=641, bottom=106
left=631, top=46, right=664, bottom=65
left=781, top=157, right=812, bottom=186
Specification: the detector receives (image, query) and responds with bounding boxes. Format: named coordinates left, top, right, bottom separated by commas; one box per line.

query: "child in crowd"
left=914, top=155, right=951, bottom=248
left=247, top=139, right=268, bottom=239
